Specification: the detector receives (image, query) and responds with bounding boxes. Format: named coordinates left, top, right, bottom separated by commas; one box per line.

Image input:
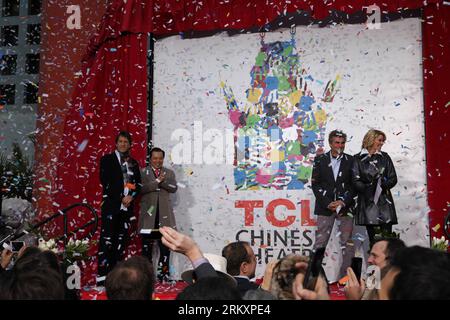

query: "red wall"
left=423, top=3, right=450, bottom=242
left=34, top=1, right=107, bottom=219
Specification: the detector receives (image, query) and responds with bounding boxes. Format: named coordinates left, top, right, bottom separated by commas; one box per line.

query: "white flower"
left=75, top=240, right=81, bottom=246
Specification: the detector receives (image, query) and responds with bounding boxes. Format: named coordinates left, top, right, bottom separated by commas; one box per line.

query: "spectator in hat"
left=159, top=226, right=218, bottom=281
left=176, top=276, right=241, bottom=300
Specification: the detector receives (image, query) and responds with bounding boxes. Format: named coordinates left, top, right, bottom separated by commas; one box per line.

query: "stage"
left=80, top=282, right=346, bottom=300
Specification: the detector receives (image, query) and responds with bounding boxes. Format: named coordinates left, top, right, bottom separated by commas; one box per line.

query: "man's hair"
left=176, top=277, right=242, bottom=300
left=6, top=267, right=65, bottom=300
left=105, top=256, right=154, bottom=300
left=389, top=246, right=450, bottom=300
left=361, top=129, right=386, bottom=150
left=150, top=147, right=165, bottom=158
left=371, top=237, right=406, bottom=262
left=222, top=241, right=251, bottom=276
left=13, top=246, right=41, bottom=264
left=328, top=130, right=347, bottom=144
left=14, top=248, right=62, bottom=276
left=115, top=131, right=132, bottom=145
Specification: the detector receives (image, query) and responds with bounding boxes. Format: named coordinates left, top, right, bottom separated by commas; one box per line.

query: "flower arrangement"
left=37, top=237, right=95, bottom=265
left=431, top=236, right=449, bottom=252
left=38, top=238, right=59, bottom=254
left=64, top=238, right=92, bottom=263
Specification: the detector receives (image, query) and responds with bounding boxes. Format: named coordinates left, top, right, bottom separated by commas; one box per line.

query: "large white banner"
left=153, top=19, right=428, bottom=282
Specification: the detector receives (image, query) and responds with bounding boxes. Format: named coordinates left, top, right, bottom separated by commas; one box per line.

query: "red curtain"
left=53, top=3, right=149, bottom=284
left=52, top=0, right=448, bottom=285
left=74, top=0, right=443, bottom=40
left=423, top=3, right=450, bottom=243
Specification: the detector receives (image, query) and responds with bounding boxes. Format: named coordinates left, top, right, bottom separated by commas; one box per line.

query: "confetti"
left=76, top=139, right=89, bottom=153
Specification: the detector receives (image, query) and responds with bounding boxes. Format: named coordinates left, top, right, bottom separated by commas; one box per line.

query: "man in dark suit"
left=311, top=130, right=355, bottom=279
left=97, top=131, right=141, bottom=283
left=139, top=147, right=177, bottom=281
left=222, top=241, right=258, bottom=297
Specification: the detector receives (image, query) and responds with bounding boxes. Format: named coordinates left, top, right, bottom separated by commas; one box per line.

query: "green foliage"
left=431, top=236, right=449, bottom=252
left=373, top=227, right=400, bottom=241
left=0, top=143, right=34, bottom=201
left=63, top=238, right=97, bottom=266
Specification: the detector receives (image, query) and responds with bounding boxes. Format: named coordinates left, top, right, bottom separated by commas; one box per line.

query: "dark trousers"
left=366, top=224, right=392, bottom=246
left=141, top=204, right=171, bottom=280
left=97, top=209, right=130, bottom=279
left=314, top=213, right=355, bottom=279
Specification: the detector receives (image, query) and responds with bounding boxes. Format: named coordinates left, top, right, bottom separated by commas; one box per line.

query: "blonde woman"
left=352, top=129, right=398, bottom=244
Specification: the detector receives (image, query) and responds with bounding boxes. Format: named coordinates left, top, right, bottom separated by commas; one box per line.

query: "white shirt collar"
left=329, top=151, right=343, bottom=160
left=115, top=150, right=121, bottom=162
left=361, top=148, right=382, bottom=155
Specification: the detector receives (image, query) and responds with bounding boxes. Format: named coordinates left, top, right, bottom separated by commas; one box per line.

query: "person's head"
left=150, top=147, right=165, bottom=169
left=222, top=241, right=257, bottom=279
left=14, top=246, right=41, bottom=263
left=105, top=256, right=154, bottom=300
left=14, top=248, right=62, bottom=276
left=328, top=130, right=347, bottom=156
left=176, top=276, right=242, bottom=300
left=115, top=131, right=132, bottom=154
left=367, top=238, right=406, bottom=269
left=379, top=246, right=450, bottom=300
left=362, top=129, right=386, bottom=153
left=7, top=267, right=65, bottom=300
left=270, top=254, right=310, bottom=300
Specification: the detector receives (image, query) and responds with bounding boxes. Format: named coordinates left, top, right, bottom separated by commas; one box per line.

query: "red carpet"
left=329, top=283, right=347, bottom=300
left=80, top=281, right=346, bottom=300
left=80, top=281, right=188, bottom=300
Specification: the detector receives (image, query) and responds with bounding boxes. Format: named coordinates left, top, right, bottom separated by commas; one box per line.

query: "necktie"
left=155, top=168, right=160, bottom=177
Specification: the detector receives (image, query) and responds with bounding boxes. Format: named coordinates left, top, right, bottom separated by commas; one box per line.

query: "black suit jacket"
left=311, top=151, right=355, bottom=216
left=235, top=277, right=259, bottom=297
left=194, top=262, right=218, bottom=280
left=99, top=152, right=141, bottom=216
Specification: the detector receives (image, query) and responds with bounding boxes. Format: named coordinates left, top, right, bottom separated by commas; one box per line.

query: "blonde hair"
left=362, top=129, right=386, bottom=150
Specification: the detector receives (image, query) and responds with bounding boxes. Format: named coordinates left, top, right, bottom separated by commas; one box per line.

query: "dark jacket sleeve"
left=194, top=262, right=218, bottom=280
left=131, top=159, right=141, bottom=198
left=311, top=156, right=333, bottom=207
left=351, top=156, right=369, bottom=193
left=99, top=155, right=114, bottom=199
left=159, top=169, right=178, bottom=193
left=342, top=156, right=356, bottom=208
left=140, top=168, right=159, bottom=194
left=381, top=153, right=397, bottom=190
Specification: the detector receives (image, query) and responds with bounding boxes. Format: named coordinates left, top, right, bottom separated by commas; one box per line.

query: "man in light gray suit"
left=139, top=147, right=177, bottom=281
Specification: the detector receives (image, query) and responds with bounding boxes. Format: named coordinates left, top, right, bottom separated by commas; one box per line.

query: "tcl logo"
left=235, top=199, right=316, bottom=227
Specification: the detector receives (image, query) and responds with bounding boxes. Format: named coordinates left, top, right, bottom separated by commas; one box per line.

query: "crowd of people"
left=0, top=226, right=449, bottom=300
left=0, top=129, right=448, bottom=300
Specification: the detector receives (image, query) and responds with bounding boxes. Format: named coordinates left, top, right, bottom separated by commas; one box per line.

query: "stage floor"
left=80, top=282, right=346, bottom=300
